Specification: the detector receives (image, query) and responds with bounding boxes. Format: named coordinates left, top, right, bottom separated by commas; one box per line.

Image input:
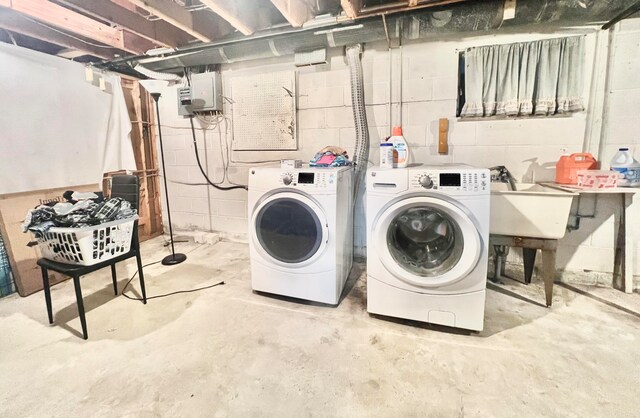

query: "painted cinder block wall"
left=155, top=20, right=640, bottom=287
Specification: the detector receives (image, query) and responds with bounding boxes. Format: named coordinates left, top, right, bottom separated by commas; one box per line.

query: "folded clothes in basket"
left=22, top=194, right=137, bottom=237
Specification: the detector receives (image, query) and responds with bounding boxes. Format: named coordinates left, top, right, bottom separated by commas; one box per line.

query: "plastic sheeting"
left=0, top=43, right=136, bottom=194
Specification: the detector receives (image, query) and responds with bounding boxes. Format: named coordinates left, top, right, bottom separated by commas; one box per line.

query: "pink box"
left=576, top=170, right=618, bottom=189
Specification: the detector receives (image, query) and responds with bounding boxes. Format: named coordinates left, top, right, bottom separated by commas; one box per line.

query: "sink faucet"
left=489, top=166, right=517, bottom=191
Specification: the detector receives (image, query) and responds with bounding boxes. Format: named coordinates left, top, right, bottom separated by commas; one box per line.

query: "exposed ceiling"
left=0, top=0, right=475, bottom=62
left=1, top=0, right=639, bottom=69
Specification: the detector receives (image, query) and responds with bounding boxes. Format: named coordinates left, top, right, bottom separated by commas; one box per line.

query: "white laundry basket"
left=36, top=216, right=138, bottom=266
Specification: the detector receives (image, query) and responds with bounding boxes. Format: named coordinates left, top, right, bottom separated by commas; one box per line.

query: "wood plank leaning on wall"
left=104, top=78, right=163, bottom=243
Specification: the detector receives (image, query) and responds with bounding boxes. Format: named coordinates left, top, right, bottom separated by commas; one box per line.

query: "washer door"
left=374, top=196, right=482, bottom=288
left=252, top=192, right=328, bottom=267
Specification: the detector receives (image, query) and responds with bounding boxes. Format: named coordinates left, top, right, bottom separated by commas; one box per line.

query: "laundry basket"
left=36, top=216, right=138, bottom=266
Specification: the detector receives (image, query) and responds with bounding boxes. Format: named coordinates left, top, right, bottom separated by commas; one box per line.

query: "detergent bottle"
left=389, top=126, right=409, bottom=168
left=611, top=147, right=640, bottom=187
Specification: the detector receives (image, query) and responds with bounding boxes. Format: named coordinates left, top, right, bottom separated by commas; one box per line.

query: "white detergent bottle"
left=611, top=147, right=640, bottom=187
left=389, top=126, right=409, bottom=168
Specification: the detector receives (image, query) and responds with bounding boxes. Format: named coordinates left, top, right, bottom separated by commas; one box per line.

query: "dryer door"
left=374, top=196, right=482, bottom=288
left=252, top=192, right=329, bottom=267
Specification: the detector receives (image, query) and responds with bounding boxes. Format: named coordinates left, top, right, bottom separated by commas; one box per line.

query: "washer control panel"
left=410, top=169, right=489, bottom=193
left=280, top=171, right=337, bottom=188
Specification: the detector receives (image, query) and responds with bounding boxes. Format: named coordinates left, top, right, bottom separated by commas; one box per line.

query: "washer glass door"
left=388, top=206, right=463, bottom=277
left=255, top=195, right=325, bottom=264
left=375, top=196, right=482, bottom=287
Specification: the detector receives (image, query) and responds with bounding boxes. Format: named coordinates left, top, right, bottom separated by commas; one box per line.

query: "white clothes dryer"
left=248, top=166, right=353, bottom=305
left=366, top=165, right=490, bottom=331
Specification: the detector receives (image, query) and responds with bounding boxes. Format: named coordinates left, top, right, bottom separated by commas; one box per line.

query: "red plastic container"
left=555, top=153, right=597, bottom=184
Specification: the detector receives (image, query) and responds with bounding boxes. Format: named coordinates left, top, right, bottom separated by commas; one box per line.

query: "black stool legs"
left=38, top=239, right=148, bottom=339
left=72, top=276, right=88, bottom=340
left=41, top=268, right=53, bottom=325
left=110, top=264, right=118, bottom=295
left=136, top=251, right=147, bottom=304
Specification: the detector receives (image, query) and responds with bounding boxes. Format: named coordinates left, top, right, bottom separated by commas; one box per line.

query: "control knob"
left=419, top=175, right=434, bottom=189
left=282, top=173, right=293, bottom=185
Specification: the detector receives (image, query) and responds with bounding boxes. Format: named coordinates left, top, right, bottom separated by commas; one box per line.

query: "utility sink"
left=490, top=183, right=577, bottom=239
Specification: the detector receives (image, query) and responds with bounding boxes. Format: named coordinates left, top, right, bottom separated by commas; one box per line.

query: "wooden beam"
left=356, top=0, right=470, bottom=18
left=122, top=30, right=156, bottom=54
left=58, top=0, right=192, bottom=48
left=0, top=0, right=153, bottom=54
left=199, top=0, right=257, bottom=35
left=110, top=0, right=142, bottom=14
left=0, top=9, right=117, bottom=59
left=2, top=0, right=121, bottom=48
left=270, top=0, right=315, bottom=27
left=340, top=0, right=361, bottom=19
left=56, top=48, right=87, bottom=59
left=126, top=0, right=217, bottom=42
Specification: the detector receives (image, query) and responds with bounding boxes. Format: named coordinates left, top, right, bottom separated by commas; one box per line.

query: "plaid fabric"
left=0, top=232, right=15, bottom=297
left=22, top=197, right=137, bottom=236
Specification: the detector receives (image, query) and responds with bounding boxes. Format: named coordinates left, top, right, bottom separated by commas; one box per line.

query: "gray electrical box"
left=177, top=72, right=223, bottom=116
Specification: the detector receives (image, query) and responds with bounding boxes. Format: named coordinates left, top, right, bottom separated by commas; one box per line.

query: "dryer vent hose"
left=346, top=44, right=369, bottom=198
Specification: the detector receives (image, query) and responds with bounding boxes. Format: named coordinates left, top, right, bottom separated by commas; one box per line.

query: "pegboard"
left=231, top=71, right=297, bottom=151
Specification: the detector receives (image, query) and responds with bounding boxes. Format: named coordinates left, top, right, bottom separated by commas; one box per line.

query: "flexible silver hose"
left=346, top=44, right=369, bottom=198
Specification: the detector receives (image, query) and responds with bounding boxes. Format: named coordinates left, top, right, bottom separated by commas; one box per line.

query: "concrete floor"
left=1, top=237, right=639, bottom=417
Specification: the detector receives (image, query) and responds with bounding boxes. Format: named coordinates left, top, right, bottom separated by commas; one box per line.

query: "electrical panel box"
left=177, top=72, right=222, bottom=116
left=177, top=87, right=192, bottom=116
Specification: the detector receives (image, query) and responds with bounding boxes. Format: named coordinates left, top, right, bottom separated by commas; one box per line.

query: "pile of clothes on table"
left=21, top=191, right=137, bottom=237
left=309, top=146, right=353, bottom=167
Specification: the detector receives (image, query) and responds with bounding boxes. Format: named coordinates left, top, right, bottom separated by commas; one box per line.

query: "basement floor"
left=1, top=237, right=639, bottom=417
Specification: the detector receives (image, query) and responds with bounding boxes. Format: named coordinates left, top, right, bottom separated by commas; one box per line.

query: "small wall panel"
left=231, top=71, right=297, bottom=150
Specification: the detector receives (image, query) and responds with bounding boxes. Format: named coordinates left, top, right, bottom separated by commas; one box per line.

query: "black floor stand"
left=151, top=92, right=187, bottom=266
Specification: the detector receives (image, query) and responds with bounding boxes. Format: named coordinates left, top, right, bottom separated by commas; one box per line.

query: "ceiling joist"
left=199, top=0, right=257, bottom=36
left=270, top=0, right=315, bottom=27
left=340, top=0, right=361, bottom=19
left=58, top=0, right=191, bottom=49
left=353, top=0, right=471, bottom=18
left=56, top=48, right=87, bottom=59
left=126, top=0, right=224, bottom=43
left=0, top=9, right=116, bottom=59
left=0, top=0, right=155, bottom=54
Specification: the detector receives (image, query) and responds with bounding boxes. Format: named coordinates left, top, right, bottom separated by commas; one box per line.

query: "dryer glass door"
left=255, top=196, right=325, bottom=264
left=376, top=196, right=482, bottom=287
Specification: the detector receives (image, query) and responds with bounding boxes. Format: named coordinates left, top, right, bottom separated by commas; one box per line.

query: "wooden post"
left=115, top=78, right=163, bottom=241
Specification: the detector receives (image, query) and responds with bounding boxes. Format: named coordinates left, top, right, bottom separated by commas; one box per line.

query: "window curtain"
left=461, top=36, right=585, bottom=118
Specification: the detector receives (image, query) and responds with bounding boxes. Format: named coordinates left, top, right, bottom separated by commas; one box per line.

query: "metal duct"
left=99, top=0, right=640, bottom=74
left=346, top=44, right=369, bottom=199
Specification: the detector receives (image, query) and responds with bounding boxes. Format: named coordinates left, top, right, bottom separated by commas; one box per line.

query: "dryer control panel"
left=410, top=169, right=489, bottom=193
left=280, top=171, right=337, bottom=188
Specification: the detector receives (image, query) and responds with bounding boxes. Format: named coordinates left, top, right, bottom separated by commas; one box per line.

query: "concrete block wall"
left=155, top=22, right=640, bottom=285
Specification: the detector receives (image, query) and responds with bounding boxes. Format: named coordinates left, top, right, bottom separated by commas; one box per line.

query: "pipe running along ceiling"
left=97, top=0, right=640, bottom=75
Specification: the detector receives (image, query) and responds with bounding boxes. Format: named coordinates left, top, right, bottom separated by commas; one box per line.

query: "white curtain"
left=461, top=36, right=585, bottom=118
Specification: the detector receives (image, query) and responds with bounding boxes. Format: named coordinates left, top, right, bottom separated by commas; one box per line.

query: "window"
left=456, top=36, right=586, bottom=118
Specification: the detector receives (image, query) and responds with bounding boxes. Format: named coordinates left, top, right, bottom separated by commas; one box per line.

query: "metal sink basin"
left=490, top=183, right=577, bottom=239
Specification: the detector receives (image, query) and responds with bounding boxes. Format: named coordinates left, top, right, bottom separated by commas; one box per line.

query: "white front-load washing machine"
left=248, top=166, right=353, bottom=305
left=366, top=165, right=490, bottom=331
